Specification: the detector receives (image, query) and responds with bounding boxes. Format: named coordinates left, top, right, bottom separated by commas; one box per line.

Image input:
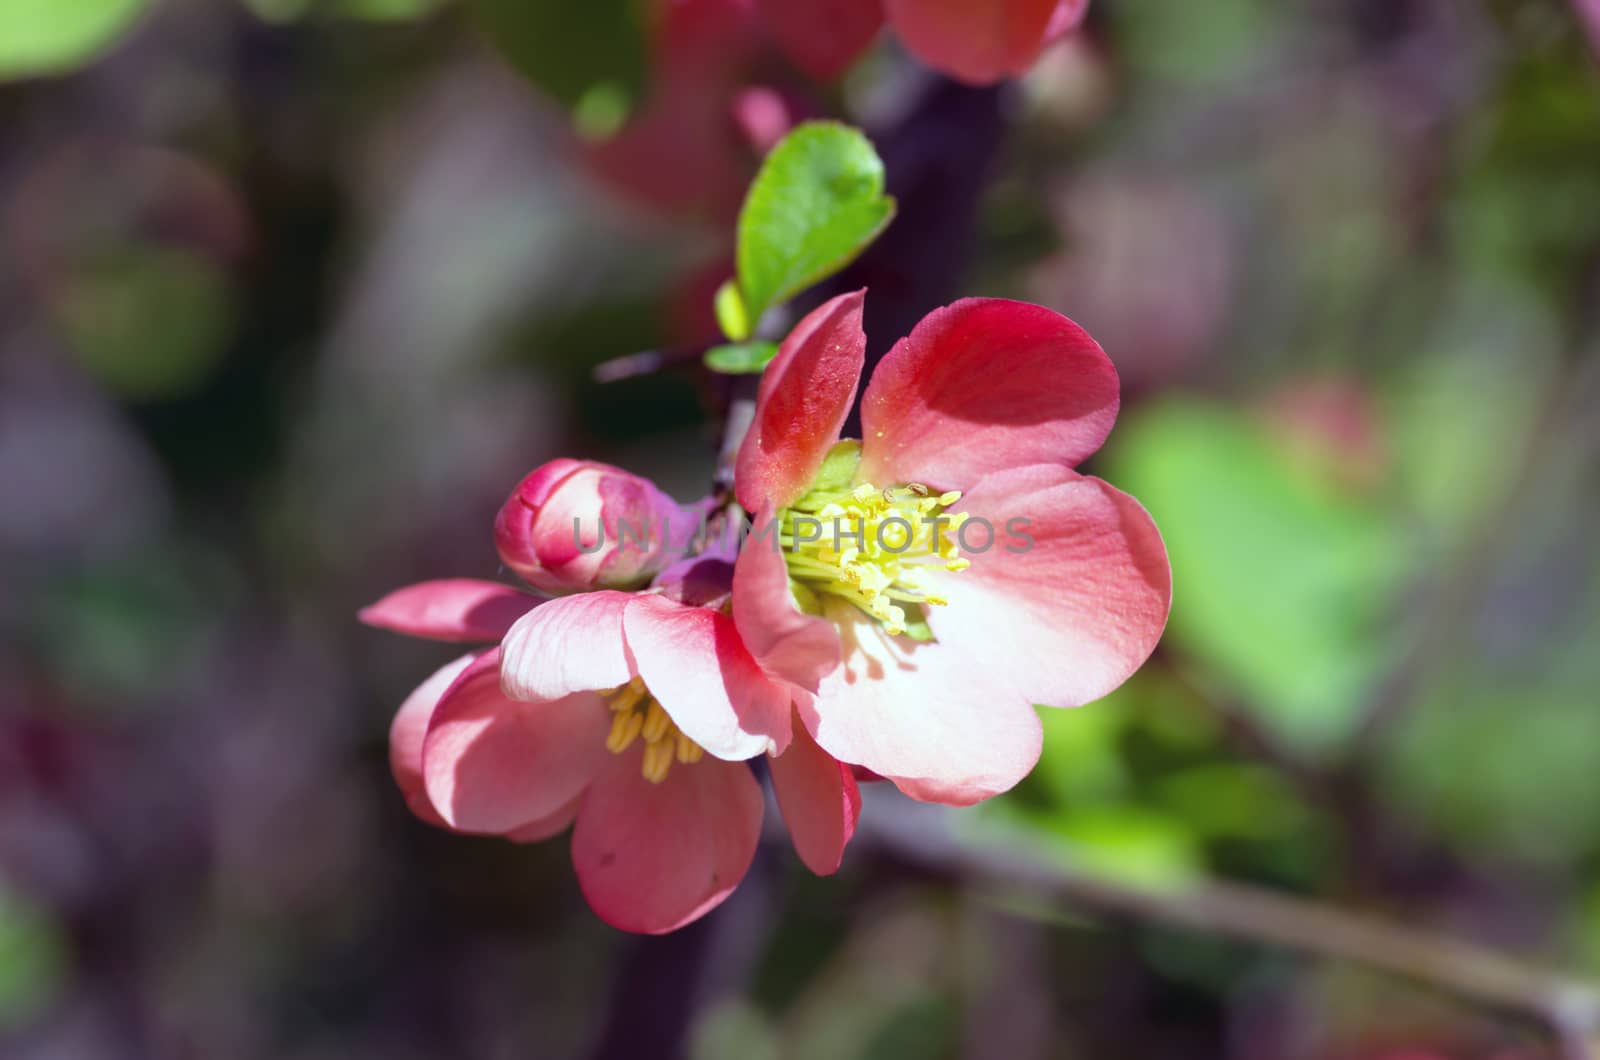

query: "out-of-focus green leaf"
left=1379, top=512, right=1600, bottom=867
left=690, top=1000, right=781, bottom=1060
left=1047, top=807, right=1204, bottom=889
left=0, top=0, right=150, bottom=79
left=0, top=886, right=66, bottom=1030
left=1389, top=275, right=1558, bottom=541
left=1382, top=683, right=1600, bottom=868
left=1026, top=696, right=1131, bottom=807
left=1103, top=400, right=1411, bottom=756
left=1154, top=763, right=1306, bottom=841
left=978, top=797, right=1203, bottom=891
left=335, top=0, right=445, bottom=19
left=736, top=122, right=894, bottom=328
left=703, top=340, right=778, bottom=375
left=1112, top=0, right=1283, bottom=86
left=55, top=246, right=233, bottom=402
left=467, top=0, right=646, bottom=119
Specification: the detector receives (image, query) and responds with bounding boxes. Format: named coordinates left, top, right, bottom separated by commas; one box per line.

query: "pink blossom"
left=731, top=290, right=1171, bottom=806
left=758, top=0, right=1089, bottom=84
left=493, top=459, right=705, bottom=594
left=362, top=567, right=859, bottom=933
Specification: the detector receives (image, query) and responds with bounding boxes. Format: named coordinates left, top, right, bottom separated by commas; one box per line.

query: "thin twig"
left=863, top=795, right=1600, bottom=1059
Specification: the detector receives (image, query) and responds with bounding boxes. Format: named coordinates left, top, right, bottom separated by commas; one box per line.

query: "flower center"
left=778, top=479, right=970, bottom=637
left=603, top=677, right=704, bottom=783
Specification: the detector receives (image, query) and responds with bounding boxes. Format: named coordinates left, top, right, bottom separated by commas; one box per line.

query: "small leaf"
left=704, top=341, right=779, bottom=375
left=735, top=121, right=895, bottom=327
left=0, top=0, right=150, bottom=80
left=714, top=279, right=753, bottom=342
left=467, top=0, right=646, bottom=118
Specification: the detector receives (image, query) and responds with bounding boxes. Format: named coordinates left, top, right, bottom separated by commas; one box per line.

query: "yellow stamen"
left=606, top=710, right=643, bottom=753
left=641, top=700, right=671, bottom=743
left=779, top=471, right=972, bottom=637
left=641, top=739, right=674, bottom=784
left=675, top=730, right=703, bottom=764
left=601, top=682, right=706, bottom=782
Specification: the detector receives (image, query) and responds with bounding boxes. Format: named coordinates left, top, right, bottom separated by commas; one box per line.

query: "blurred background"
left=2, top=0, right=1599, bottom=1057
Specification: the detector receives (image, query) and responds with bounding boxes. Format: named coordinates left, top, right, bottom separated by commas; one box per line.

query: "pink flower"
left=361, top=568, right=860, bottom=934
left=731, top=290, right=1171, bottom=806
left=494, top=459, right=705, bottom=594
left=582, top=0, right=773, bottom=218
left=757, top=0, right=1088, bottom=84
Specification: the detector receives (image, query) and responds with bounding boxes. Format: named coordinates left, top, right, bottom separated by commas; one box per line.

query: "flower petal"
left=859, top=298, right=1119, bottom=489
left=757, top=0, right=885, bottom=79
left=389, top=653, right=478, bottom=828
left=422, top=650, right=610, bottom=834
left=505, top=795, right=582, bottom=843
left=736, top=291, right=866, bottom=512
left=359, top=580, right=533, bottom=643
left=884, top=0, right=1063, bottom=84
left=927, top=463, right=1171, bottom=709
left=768, top=716, right=860, bottom=875
left=572, top=751, right=762, bottom=934
left=500, top=590, right=634, bottom=703
left=623, top=594, right=792, bottom=760
left=805, top=598, right=1045, bottom=805
left=732, top=504, right=841, bottom=692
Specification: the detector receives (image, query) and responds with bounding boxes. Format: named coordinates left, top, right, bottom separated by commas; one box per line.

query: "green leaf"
left=714, top=279, right=752, bottom=342
left=467, top=0, right=646, bottom=118
left=0, top=885, right=66, bottom=1029
left=735, top=121, right=895, bottom=327
left=1101, top=400, right=1413, bottom=756
left=703, top=341, right=778, bottom=375
left=0, top=0, right=150, bottom=80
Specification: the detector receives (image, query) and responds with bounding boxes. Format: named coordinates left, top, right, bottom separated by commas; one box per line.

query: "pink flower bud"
left=494, top=460, right=704, bottom=594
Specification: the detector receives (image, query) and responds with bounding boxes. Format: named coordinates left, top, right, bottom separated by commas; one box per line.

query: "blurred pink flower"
left=731, top=291, right=1171, bottom=805
left=583, top=0, right=777, bottom=218
left=362, top=566, right=859, bottom=933
left=758, top=0, right=1089, bottom=84
left=493, top=459, right=706, bottom=594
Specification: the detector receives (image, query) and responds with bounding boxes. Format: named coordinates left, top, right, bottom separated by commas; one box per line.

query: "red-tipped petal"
left=359, top=580, right=533, bottom=643
left=500, top=590, right=634, bottom=703
left=732, top=504, right=841, bottom=692
left=769, top=717, right=860, bottom=875
left=572, top=752, right=762, bottom=934
left=422, top=650, right=610, bottom=835
left=924, top=464, right=1171, bottom=709
left=859, top=298, right=1119, bottom=489
left=389, top=653, right=478, bottom=828
left=885, top=0, right=1063, bottom=84
left=758, top=0, right=885, bottom=80
left=623, top=594, right=792, bottom=760
left=736, top=291, right=866, bottom=512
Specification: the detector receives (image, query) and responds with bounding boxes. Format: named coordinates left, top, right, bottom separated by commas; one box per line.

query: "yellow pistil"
left=778, top=471, right=971, bottom=637
left=602, top=677, right=704, bottom=783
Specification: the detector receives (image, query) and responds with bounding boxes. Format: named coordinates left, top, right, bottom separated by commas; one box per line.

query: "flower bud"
left=494, top=460, right=703, bottom=594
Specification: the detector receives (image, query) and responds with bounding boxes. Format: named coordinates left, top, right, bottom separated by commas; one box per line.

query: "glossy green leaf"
left=703, top=340, right=779, bottom=375
left=0, top=0, right=150, bottom=79
left=735, top=121, right=895, bottom=328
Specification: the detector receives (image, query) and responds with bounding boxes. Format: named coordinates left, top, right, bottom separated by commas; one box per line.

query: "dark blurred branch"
left=864, top=796, right=1600, bottom=1060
